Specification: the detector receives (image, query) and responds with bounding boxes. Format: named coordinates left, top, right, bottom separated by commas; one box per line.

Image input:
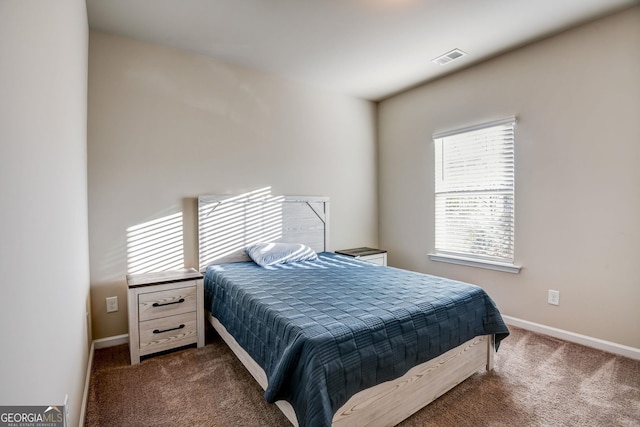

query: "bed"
left=198, top=194, right=509, bottom=427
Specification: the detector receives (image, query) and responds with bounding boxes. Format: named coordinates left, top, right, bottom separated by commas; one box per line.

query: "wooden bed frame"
left=197, top=194, right=495, bottom=426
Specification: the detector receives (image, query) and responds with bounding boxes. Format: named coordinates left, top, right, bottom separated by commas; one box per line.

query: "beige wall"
left=0, top=0, right=90, bottom=425
left=88, top=32, right=378, bottom=339
left=378, top=7, right=640, bottom=348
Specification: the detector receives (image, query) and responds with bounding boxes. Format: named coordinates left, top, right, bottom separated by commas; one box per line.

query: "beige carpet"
left=84, top=325, right=640, bottom=426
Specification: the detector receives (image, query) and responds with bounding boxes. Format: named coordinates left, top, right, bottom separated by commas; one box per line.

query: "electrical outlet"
left=548, top=290, right=560, bottom=306
left=106, top=296, right=118, bottom=313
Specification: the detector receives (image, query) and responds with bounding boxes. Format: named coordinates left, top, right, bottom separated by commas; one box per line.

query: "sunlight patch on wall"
left=198, top=187, right=283, bottom=267
left=126, top=212, right=184, bottom=274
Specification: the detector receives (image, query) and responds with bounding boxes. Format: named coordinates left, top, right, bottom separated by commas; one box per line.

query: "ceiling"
left=86, top=0, right=637, bottom=101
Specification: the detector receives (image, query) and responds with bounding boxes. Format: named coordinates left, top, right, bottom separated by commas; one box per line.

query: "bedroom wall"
left=0, top=0, right=90, bottom=425
left=88, top=31, right=378, bottom=340
left=378, top=7, right=640, bottom=349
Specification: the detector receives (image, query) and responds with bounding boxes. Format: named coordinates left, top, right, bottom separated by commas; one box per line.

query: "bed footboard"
left=207, top=312, right=493, bottom=427
left=332, top=334, right=492, bottom=427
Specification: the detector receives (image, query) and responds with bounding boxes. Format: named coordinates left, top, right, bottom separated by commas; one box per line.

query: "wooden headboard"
left=197, top=194, right=330, bottom=271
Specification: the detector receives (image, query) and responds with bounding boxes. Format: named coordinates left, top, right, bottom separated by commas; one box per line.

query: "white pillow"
left=245, top=242, right=318, bottom=267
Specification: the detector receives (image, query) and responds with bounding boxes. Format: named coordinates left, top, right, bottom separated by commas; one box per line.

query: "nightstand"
left=126, top=268, right=205, bottom=364
left=335, top=247, right=387, bottom=266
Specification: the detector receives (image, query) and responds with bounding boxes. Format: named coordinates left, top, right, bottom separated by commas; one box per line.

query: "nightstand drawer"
left=139, top=312, right=198, bottom=355
left=362, top=253, right=387, bottom=265
left=138, top=285, right=197, bottom=321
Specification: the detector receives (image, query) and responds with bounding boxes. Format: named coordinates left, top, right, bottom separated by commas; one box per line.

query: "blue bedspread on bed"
left=204, top=253, right=509, bottom=427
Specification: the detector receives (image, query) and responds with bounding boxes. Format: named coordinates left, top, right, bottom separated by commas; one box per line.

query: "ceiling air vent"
left=432, top=48, right=467, bottom=66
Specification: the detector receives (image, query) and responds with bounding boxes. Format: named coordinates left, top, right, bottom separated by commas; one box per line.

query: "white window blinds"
left=433, top=117, right=516, bottom=265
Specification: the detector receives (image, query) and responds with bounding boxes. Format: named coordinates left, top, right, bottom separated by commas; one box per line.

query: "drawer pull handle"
left=152, top=298, right=185, bottom=307
left=153, top=324, right=185, bottom=334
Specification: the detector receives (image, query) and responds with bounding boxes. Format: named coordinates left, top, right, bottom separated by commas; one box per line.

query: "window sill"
left=428, top=253, right=521, bottom=274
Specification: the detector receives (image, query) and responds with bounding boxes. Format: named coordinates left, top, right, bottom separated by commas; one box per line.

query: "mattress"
left=204, top=252, right=509, bottom=427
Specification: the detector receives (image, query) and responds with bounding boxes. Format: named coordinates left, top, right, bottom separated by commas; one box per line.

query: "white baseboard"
left=79, top=341, right=94, bottom=427
left=79, top=334, right=129, bottom=426
left=502, top=315, right=640, bottom=360
left=93, top=334, right=129, bottom=349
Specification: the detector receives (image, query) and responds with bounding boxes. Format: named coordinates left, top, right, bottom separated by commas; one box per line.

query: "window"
left=430, top=116, right=520, bottom=273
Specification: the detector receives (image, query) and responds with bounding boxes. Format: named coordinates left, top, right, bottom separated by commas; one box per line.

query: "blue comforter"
left=204, top=253, right=509, bottom=427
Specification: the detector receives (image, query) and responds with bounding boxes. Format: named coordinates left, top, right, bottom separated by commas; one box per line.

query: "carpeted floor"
left=84, top=325, right=640, bottom=426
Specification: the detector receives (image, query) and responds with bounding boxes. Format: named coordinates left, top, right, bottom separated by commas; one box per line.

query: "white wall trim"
left=93, top=334, right=129, bottom=349
left=79, top=341, right=95, bottom=427
left=503, top=315, right=640, bottom=360
left=80, top=335, right=129, bottom=425
left=428, top=253, right=521, bottom=274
